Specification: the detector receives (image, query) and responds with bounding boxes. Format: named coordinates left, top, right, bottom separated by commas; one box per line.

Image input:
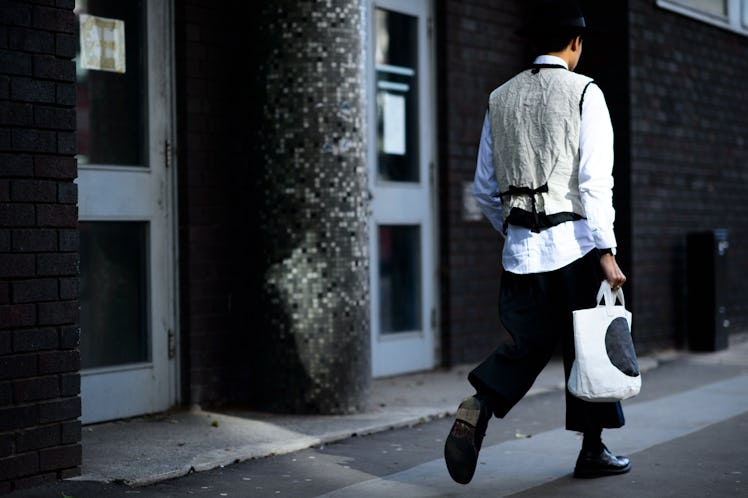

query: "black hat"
left=517, top=0, right=588, bottom=38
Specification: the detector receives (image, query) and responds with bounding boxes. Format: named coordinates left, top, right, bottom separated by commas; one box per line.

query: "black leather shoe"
left=573, top=444, right=631, bottom=478
left=444, top=395, right=491, bottom=484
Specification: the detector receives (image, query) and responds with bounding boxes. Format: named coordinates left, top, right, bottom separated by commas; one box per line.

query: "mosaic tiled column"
left=254, top=0, right=371, bottom=414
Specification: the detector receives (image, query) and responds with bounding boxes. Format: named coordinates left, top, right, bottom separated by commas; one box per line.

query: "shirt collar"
left=533, top=55, right=568, bottom=69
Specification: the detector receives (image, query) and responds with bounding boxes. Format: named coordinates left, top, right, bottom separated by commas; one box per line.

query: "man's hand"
left=600, top=253, right=626, bottom=291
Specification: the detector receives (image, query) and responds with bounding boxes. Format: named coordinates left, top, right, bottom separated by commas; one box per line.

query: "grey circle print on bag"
left=605, top=317, right=640, bottom=377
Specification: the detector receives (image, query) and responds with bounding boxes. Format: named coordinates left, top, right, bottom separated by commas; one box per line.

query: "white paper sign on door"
left=383, top=92, right=406, bottom=156
left=79, top=14, right=126, bottom=73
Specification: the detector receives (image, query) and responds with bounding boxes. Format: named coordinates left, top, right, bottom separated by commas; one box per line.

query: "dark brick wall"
left=172, top=0, right=748, bottom=410
left=436, top=0, right=528, bottom=365
left=575, top=0, right=633, bottom=330
left=436, top=1, right=633, bottom=364
left=0, top=0, right=81, bottom=493
left=629, top=0, right=748, bottom=350
left=175, top=1, right=253, bottom=406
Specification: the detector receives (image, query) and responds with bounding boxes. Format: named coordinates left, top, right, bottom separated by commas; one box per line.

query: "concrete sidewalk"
left=9, top=331, right=741, bottom=498
left=72, top=352, right=666, bottom=487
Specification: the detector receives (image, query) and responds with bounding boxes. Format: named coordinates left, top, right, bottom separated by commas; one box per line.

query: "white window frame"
left=657, top=0, right=748, bottom=34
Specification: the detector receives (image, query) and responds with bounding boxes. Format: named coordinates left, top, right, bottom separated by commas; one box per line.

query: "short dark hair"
left=518, top=0, right=587, bottom=54
left=529, top=29, right=583, bottom=55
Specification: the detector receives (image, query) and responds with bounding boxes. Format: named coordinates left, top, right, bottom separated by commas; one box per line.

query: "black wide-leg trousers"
left=468, top=249, right=625, bottom=433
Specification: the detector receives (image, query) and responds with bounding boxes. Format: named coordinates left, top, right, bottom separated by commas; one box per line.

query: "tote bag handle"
left=596, top=281, right=626, bottom=316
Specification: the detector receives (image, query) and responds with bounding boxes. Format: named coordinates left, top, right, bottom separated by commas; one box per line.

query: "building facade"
left=2, top=0, right=748, bottom=491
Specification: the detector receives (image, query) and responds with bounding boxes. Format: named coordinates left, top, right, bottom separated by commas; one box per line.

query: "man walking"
left=444, top=0, right=630, bottom=485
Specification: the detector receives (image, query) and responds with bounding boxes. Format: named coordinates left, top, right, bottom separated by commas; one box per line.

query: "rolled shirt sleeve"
left=578, top=83, right=618, bottom=250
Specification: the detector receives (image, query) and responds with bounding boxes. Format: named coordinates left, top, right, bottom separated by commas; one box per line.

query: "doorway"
left=75, top=0, right=177, bottom=423
left=367, top=0, right=438, bottom=377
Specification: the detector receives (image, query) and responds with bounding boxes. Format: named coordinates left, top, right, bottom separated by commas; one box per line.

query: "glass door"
left=75, top=0, right=177, bottom=423
left=368, top=0, right=436, bottom=377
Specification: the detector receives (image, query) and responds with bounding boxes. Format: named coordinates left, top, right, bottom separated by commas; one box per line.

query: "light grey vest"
left=488, top=66, right=594, bottom=232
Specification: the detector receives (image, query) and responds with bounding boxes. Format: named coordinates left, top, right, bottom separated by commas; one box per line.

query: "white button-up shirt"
left=473, top=55, right=617, bottom=274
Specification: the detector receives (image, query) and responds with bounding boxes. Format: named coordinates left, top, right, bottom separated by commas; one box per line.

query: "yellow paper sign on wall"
left=79, top=14, right=126, bottom=73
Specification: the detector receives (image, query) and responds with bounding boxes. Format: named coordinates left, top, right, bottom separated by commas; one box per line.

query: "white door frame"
left=366, top=0, right=439, bottom=378
left=78, top=0, right=178, bottom=423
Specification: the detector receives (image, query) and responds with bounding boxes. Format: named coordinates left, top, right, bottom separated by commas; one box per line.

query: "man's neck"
left=546, top=50, right=573, bottom=68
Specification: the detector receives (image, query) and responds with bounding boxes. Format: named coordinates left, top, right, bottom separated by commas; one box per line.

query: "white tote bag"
left=568, top=281, right=641, bottom=402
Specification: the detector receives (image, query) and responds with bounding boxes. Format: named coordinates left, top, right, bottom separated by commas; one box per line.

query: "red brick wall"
left=629, top=0, right=748, bottom=349
left=0, top=0, right=81, bottom=492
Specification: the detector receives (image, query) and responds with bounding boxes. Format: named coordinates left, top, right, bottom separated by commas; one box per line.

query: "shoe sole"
left=454, top=396, right=484, bottom=427
left=444, top=397, right=484, bottom=485
left=573, top=462, right=632, bottom=479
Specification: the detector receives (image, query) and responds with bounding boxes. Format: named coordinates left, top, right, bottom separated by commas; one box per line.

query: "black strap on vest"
left=530, top=63, right=567, bottom=74
left=579, top=80, right=595, bottom=115
left=499, top=184, right=548, bottom=232
left=499, top=183, right=549, bottom=200
left=505, top=209, right=583, bottom=233
left=499, top=183, right=584, bottom=233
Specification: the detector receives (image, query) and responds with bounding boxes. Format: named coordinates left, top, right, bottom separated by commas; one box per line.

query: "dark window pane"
left=375, top=9, right=419, bottom=183
left=672, top=0, right=726, bottom=17
left=75, top=0, right=146, bottom=166
left=80, top=222, right=149, bottom=369
left=379, top=225, right=422, bottom=333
